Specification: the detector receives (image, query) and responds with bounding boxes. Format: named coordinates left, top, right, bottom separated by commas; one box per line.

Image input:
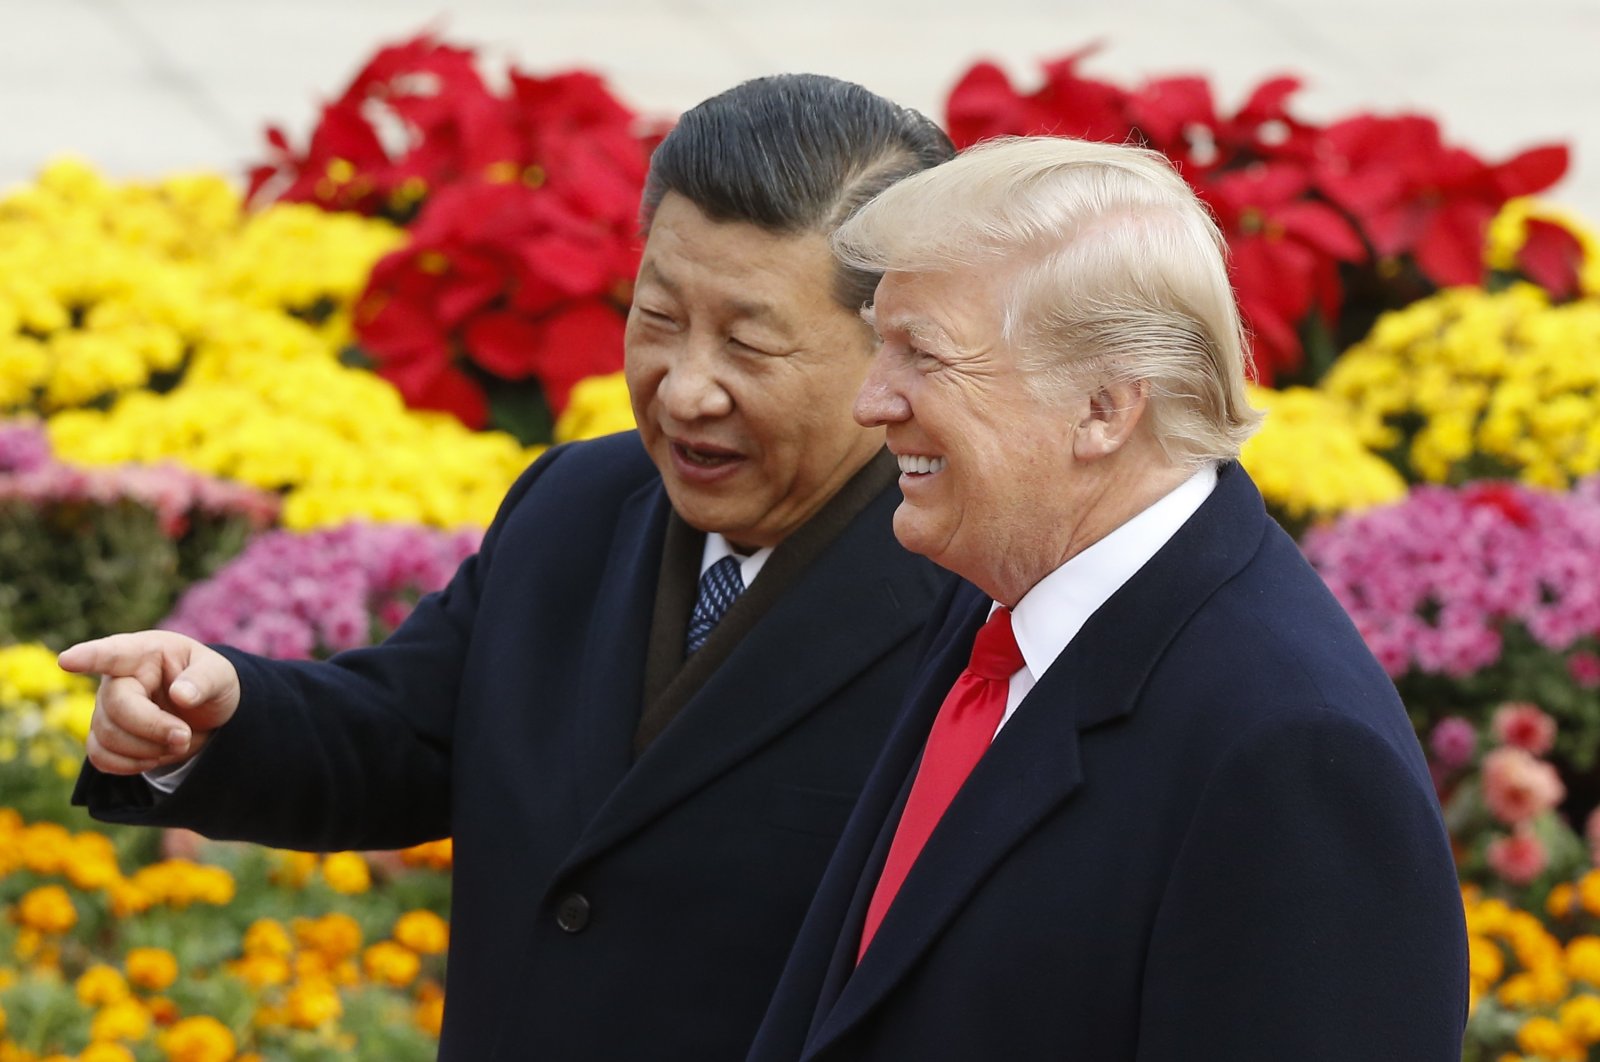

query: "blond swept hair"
left=832, top=136, right=1262, bottom=465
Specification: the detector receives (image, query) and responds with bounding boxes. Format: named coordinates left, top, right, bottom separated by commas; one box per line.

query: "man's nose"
left=658, top=341, right=733, bottom=422
left=854, top=354, right=909, bottom=428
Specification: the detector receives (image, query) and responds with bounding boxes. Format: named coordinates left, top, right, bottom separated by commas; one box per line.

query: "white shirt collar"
left=1002, top=463, right=1219, bottom=690
left=700, top=532, right=773, bottom=589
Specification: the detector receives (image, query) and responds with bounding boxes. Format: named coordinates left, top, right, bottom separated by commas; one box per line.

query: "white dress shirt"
left=699, top=533, right=772, bottom=586
left=995, top=463, right=1218, bottom=737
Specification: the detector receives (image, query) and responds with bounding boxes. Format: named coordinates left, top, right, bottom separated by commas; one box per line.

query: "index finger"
left=58, top=632, right=182, bottom=678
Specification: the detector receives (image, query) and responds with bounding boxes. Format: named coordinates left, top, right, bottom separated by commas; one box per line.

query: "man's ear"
left=1072, top=378, right=1147, bottom=461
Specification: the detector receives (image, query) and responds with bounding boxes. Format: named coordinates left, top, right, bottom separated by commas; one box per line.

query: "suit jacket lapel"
left=570, top=478, right=673, bottom=821
left=803, top=587, right=990, bottom=1038
left=806, top=462, right=1270, bottom=1057
left=563, top=473, right=939, bottom=870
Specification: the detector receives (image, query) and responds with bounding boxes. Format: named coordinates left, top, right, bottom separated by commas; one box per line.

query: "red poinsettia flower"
left=355, top=179, right=637, bottom=426
left=249, top=33, right=513, bottom=214
left=1126, top=74, right=1321, bottom=178
left=1314, top=114, right=1568, bottom=287
left=1198, top=163, right=1366, bottom=381
left=946, top=47, right=1133, bottom=149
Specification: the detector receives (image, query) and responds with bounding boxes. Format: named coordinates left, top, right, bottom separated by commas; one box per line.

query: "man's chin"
left=891, top=509, right=948, bottom=566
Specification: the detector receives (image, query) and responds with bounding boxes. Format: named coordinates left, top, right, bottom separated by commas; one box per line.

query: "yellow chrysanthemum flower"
left=1240, top=384, right=1406, bottom=526
left=1324, top=282, right=1600, bottom=488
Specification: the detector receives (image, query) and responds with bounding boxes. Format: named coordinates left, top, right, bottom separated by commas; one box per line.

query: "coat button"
left=556, top=893, right=591, bottom=933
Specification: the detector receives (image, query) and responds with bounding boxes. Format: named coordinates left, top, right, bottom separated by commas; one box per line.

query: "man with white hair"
left=747, top=136, right=1468, bottom=1061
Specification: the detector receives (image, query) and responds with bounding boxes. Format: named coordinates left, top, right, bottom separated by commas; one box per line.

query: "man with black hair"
left=62, top=75, right=955, bottom=1061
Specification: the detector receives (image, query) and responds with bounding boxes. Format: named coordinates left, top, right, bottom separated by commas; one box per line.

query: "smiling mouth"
left=673, top=441, right=743, bottom=469
left=897, top=454, right=947, bottom=476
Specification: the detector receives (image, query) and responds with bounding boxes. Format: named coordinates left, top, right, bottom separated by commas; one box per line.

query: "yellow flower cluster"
left=1487, top=197, right=1600, bottom=299
left=1467, top=879, right=1600, bottom=1061
left=0, top=158, right=401, bottom=415
left=46, top=344, right=542, bottom=531
left=0, top=644, right=95, bottom=776
left=1324, top=282, right=1600, bottom=488
left=1239, top=384, right=1407, bottom=525
left=210, top=202, right=406, bottom=344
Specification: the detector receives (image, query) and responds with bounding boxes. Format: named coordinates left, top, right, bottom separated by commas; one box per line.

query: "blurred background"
left=7, top=0, right=1597, bottom=217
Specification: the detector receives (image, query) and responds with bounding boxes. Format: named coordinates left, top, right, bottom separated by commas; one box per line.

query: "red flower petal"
left=1415, top=200, right=1495, bottom=287
left=1493, top=144, right=1570, bottom=198
left=463, top=311, right=547, bottom=380
left=1515, top=218, right=1585, bottom=300
left=526, top=300, right=628, bottom=413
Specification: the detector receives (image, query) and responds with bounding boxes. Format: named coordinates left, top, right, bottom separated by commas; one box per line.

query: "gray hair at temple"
left=832, top=136, right=1262, bottom=466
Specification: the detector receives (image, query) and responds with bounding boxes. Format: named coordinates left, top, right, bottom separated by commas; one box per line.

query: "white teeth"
left=896, top=454, right=947, bottom=475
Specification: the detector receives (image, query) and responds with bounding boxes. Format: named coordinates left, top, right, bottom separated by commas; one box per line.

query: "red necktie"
left=857, top=607, right=1024, bottom=962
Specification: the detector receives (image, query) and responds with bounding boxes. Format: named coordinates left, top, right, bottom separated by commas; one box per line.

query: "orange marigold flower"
left=81, top=1044, right=138, bottom=1062
left=159, top=1014, right=237, bottom=1062
left=399, top=838, right=453, bottom=870
left=285, top=978, right=343, bottom=1030
left=415, top=981, right=444, bottom=1038
left=65, top=833, right=122, bottom=891
left=109, top=878, right=154, bottom=918
left=148, top=995, right=181, bottom=1027
left=1568, top=936, right=1600, bottom=985
left=321, top=852, right=371, bottom=895
left=126, top=947, right=180, bottom=991
left=16, top=884, right=77, bottom=934
left=1579, top=870, right=1600, bottom=918
left=20, top=823, right=72, bottom=875
left=1469, top=936, right=1505, bottom=988
left=1559, top=993, right=1600, bottom=1045
left=90, top=998, right=152, bottom=1043
left=227, top=954, right=291, bottom=990
left=242, top=919, right=292, bottom=958
left=1548, top=882, right=1577, bottom=919
left=393, top=910, right=449, bottom=956
left=76, top=963, right=132, bottom=1007
left=363, top=941, right=420, bottom=988
left=293, top=912, right=362, bottom=963
left=1518, top=1014, right=1585, bottom=1060
left=269, top=850, right=320, bottom=889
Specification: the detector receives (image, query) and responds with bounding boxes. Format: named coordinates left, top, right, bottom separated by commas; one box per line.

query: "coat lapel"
left=561, top=483, right=939, bottom=870
left=801, top=587, right=990, bottom=1038
left=569, top=478, right=674, bottom=821
left=805, top=462, right=1270, bottom=1057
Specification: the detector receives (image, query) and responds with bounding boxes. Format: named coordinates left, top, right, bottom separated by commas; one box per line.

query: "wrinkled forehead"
left=864, top=268, right=1005, bottom=351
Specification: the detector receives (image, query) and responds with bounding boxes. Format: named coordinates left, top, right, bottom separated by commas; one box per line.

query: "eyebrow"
left=637, top=261, right=794, bottom=338
left=863, top=305, right=954, bottom=351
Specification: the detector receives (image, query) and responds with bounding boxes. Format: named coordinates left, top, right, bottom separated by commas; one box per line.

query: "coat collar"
left=803, top=461, right=1270, bottom=1056
left=561, top=465, right=941, bottom=872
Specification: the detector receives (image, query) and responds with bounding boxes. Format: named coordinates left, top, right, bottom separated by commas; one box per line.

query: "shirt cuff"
left=143, top=754, right=201, bottom=794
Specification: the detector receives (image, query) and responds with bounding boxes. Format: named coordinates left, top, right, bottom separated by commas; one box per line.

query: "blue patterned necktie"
left=686, top=554, right=745, bottom=654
